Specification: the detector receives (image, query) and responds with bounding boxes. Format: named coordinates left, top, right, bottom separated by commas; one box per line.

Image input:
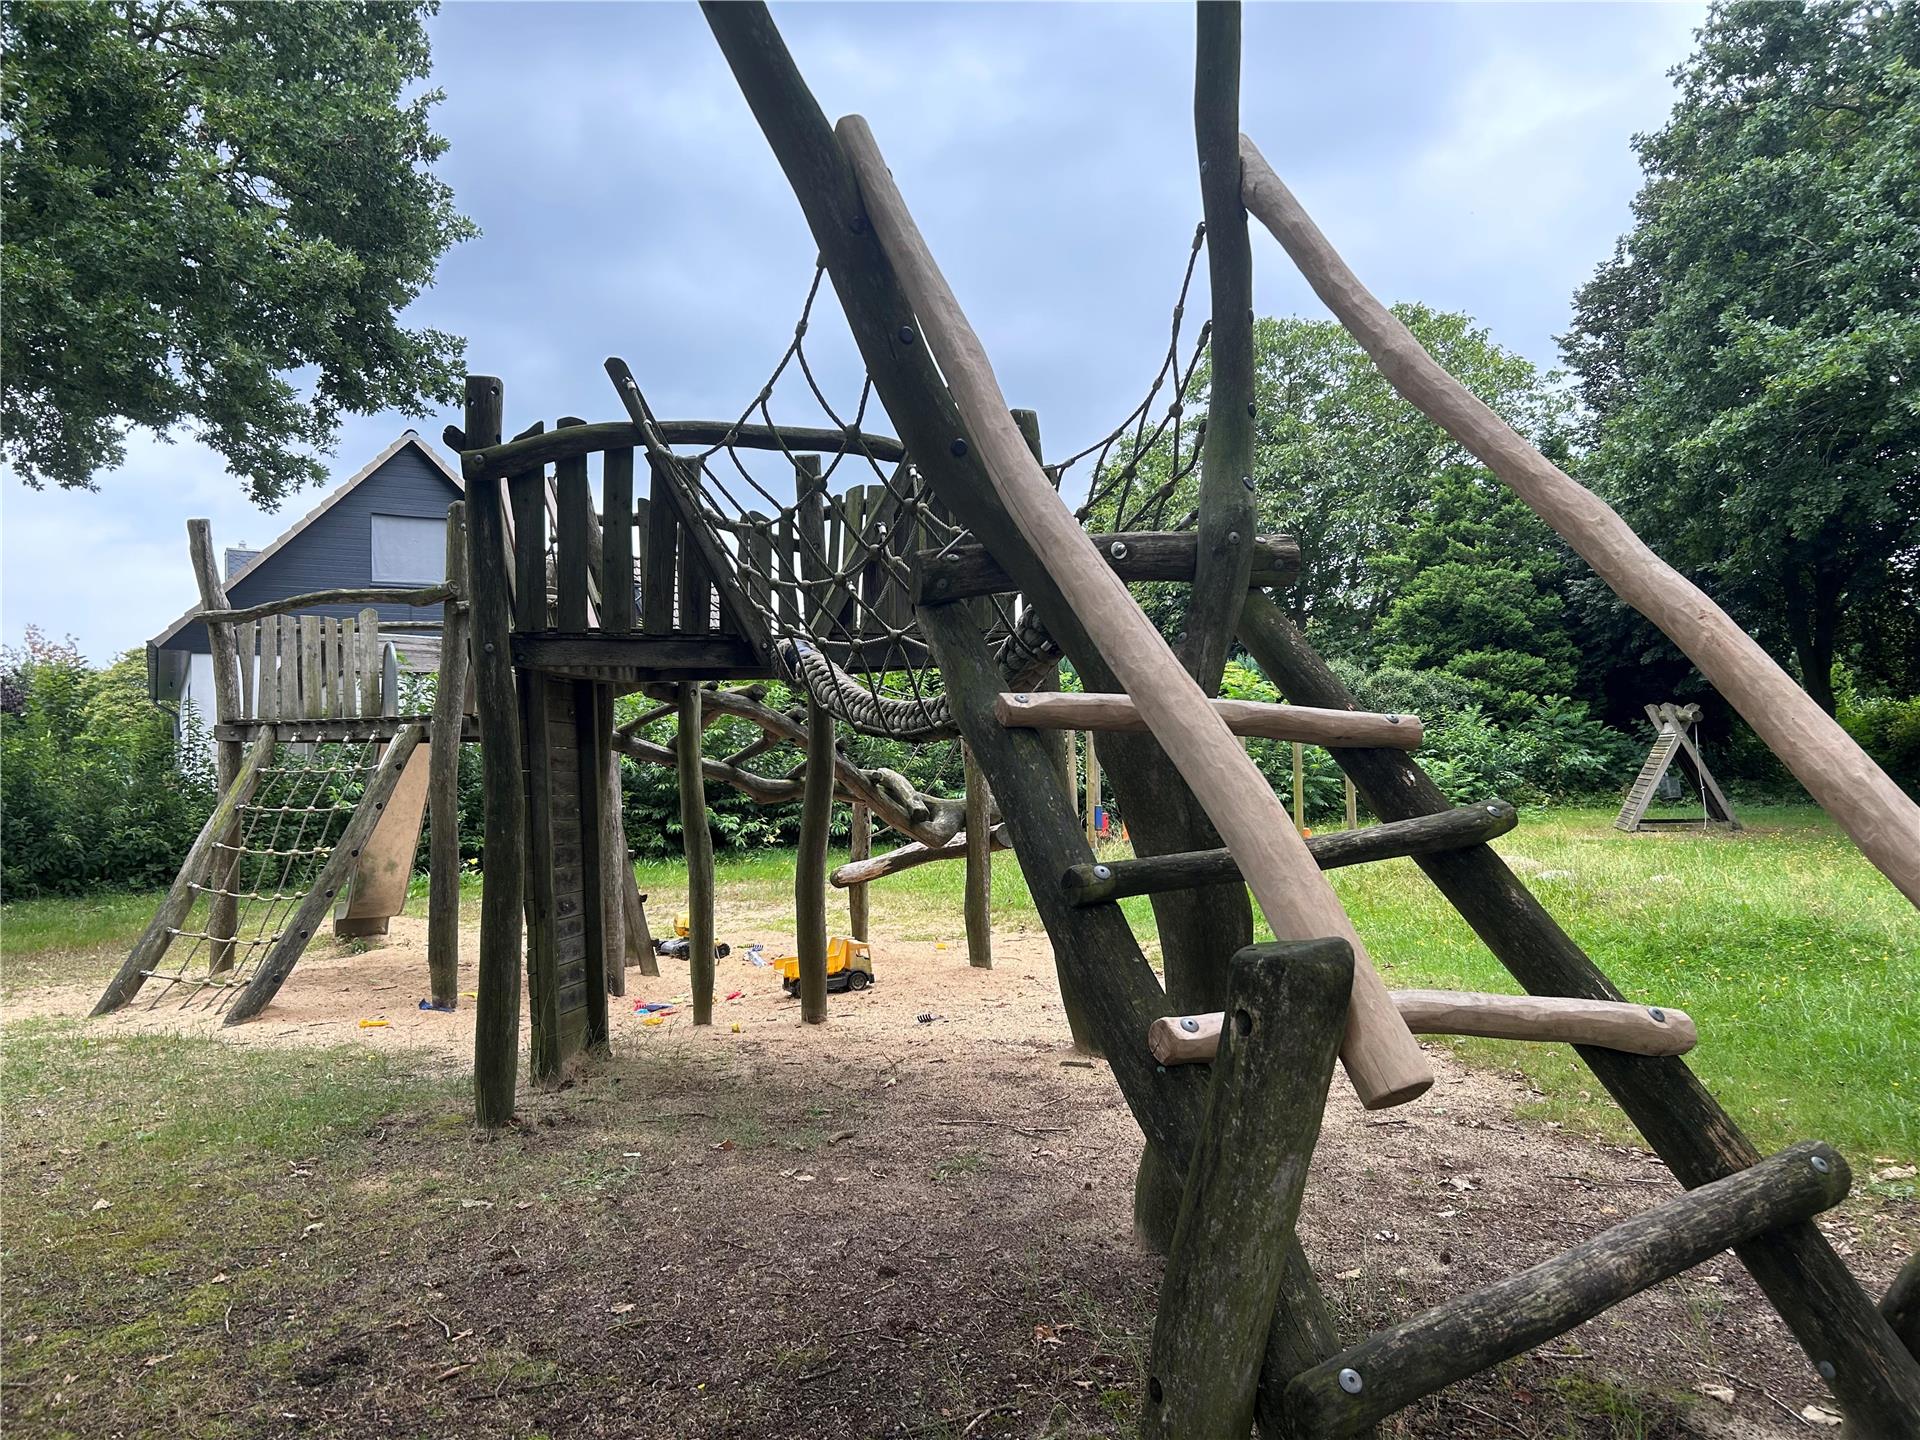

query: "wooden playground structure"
left=99, top=4, right=1919, bottom=1433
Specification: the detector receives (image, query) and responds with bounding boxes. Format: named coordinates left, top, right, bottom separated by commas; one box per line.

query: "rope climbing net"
left=612, top=223, right=1214, bottom=740
left=137, top=739, right=385, bottom=1012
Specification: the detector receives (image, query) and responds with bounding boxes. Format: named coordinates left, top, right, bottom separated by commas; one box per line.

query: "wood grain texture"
left=963, top=745, right=993, bottom=970
left=677, top=683, right=718, bottom=1026
left=1283, top=1142, right=1852, bottom=1438
left=838, top=112, right=1427, bottom=1109
left=1062, top=800, right=1517, bottom=904
left=1883, top=1251, right=1920, bottom=1361
left=998, top=691, right=1421, bottom=749
left=426, top=503, right=470, bottom=1008
left=847, top=801, right=871, bottom=940
left=200, top=584, right=455, bottom=628
left=1150, top=990, right=1697, bottom=1066
left=795, top=696, right=834, bottom=1022
left=913, top=530, right=1299, bottom=605
left=460, top=416, right=905, bottom=484
left=1141, top=939, right=1351, bottom=1440
left=1239, top=136, right=1920, bottom=910
left=187, top=519, right=245, bottom=971
left=829, top=825, right=1007, bottom=886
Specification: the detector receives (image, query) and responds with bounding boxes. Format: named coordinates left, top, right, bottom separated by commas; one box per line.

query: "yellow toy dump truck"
left=774, top=937, right=874, bottom=996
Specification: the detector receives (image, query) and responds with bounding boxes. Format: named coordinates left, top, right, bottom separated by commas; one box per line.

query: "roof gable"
left=149, top=433, right=463, bottom=651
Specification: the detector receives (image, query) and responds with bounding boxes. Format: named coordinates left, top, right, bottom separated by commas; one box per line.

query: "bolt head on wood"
left=1109, top=540, right=1129, bottom=560
left=1339, top=1368, right=1364, bottom=1394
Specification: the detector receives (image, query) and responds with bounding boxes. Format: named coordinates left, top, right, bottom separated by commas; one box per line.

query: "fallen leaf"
left=1872, top=1164, right=1916, bottom=1182
left=1800, top=1404, right=1843, bottom=1426
left=1447, top=1176, right=1476, bottom=1192
left=1032, top=1324, right=1062, bottom=1346
left=1334, top=1268, right=1363, bottom=1281
left=459, top=1199, right=493, bottom=1210
left=1695, top=1384, right=1735, bottom=1404
left=302, top=1222, right=325, bottom=1236
left=609, top=1303, right=635, bottom=1315
left=90, top=1198, right=112, bottom=1212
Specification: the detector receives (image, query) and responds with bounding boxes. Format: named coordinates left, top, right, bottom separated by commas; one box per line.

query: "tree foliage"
left=1562, top=0, right=1920, bottom=712
left=2, top=1, right=475, bottom=506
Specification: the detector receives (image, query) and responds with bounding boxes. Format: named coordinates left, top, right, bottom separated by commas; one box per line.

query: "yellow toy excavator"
left=774, top=937, right=874, bottom=997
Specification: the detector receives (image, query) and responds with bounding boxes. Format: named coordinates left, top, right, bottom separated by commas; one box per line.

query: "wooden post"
left=426, top=501, right=470, bottom=1009
left=795, top=696, right=834, bottom=1022
left=677, top=683, right=717, bottom=1025
left=600, top=687, right=627, bottom=998
left=1142, top=938, right=1352, bottom=1440
left=1011, top=408, right=1074, bottom=802
left=1238, top=589, right=1920, bottom=1430
left=1084, top=734, right=1101, bottom=845
left=462, top=377, right=526, bottom=1127
left=1292, top=741, right=1304, bottom=830
left=1283, top=1142, right=1853, bottom=1438
left=1345, top=776, right=1358, bottom=830
left=186, top=520, right=244, bottom=971
left=1883, top=1251, right=1920, bottom=1361
left=847, top=801, right=871, bottom=940
left=963, top=744, right=993, bottom=968
left=624, top=862, right=658, bottom=977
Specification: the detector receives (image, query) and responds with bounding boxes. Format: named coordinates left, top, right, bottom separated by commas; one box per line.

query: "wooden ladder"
left=1615, top=727, right=1681, bottom=829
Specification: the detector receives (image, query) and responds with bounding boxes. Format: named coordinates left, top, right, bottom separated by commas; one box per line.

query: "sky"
left=1, top=0, right=1708, bottom=666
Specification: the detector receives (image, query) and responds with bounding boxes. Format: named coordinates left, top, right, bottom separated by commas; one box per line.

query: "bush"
left=1837, top=674, right=1920, bottom=798
left=1, top=630, right=216, bottom=896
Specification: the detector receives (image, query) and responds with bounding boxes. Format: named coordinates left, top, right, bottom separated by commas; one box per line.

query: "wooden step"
left=1149, top=990, right=1698, bottom=1065
left=1061, top=802, right=1515, bottom=906
left=995, top=691, right=1421, bottom=749
left=1282, top=1141, right=1850, bottom=1437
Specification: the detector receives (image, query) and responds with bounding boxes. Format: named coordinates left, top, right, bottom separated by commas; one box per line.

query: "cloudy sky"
left=2, top=1, right=1706, bottom=665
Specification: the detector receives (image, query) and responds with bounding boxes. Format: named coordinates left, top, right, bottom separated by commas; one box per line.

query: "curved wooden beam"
left=453, top=417, right=906, bottom=484
left=1239, top=134, right=1920, bottom=910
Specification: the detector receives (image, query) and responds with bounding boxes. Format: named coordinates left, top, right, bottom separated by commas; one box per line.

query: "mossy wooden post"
left=963, top=745, right=993, bottom=968
left=796, top=696, right=834, bottom=1022
left=463, top=377, right=525, bottom=1126
left=187, top=519, right=243, bottom=971
left=847, top=801, right=871, bottom=940
left=426, top=501, right=470, bottom=1009
left=1141, top=937, right=1352, bottom=1440
left=1011, top=406, right=1073, bottom=803
left=677, top=683, right=717, bottom=1025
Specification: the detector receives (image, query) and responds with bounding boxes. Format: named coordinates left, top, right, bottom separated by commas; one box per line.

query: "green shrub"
left=1, top=630, right=216, bottom=896
left=1836, top=675, right=1920, bottom=798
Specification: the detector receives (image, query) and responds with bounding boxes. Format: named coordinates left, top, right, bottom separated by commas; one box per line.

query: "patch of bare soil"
left=11, top=904, right=1913, bottom=1438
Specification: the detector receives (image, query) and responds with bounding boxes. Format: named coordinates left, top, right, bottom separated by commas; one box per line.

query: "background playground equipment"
left=1615, top=701, right=1742, bottom=832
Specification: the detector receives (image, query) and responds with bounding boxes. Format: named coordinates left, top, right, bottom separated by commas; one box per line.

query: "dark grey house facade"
left=148, top=432, right=464, bottom=728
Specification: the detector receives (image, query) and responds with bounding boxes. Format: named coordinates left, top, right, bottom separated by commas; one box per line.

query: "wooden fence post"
left=847, top=801, right=871, bottom=941
left=426, top=501, right=470, bottom=1009
left=963, top=744, right=993, bottom=968
left=796, top=697, right=834, bottom=1021
left=187, top=520, right=243, bottom=971
left=678, top=683, right=717, bottom=1025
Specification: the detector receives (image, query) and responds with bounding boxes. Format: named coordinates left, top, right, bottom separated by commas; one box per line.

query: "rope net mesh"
left=608, top=223, right=1212, bottom=740
left=139, top=739, right=385, bottom=1012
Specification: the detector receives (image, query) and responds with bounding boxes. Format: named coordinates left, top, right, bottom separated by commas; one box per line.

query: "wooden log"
left=830, top=825, right=1007, bottom=887
left=915, top=531, right=1299, bottom=606
left=602, top=447, right=637, bottom=633
left=90, top=730, right=276, bottom=1014
left=186, top=519, right=245, bottom=972
left=599, top=686, right=627, bottom=999
left=1282, top=1141, right=1852, bottom=1438
left=1181, top=0, right=1256, bottom=692
left=911, top=597, right=1342, bottom=1416
left=458, top=416, right=906, bottom=484
left=198, top=584, right=456, bottom=627
left=462, top=378, right=526, bottom=1127
left=1011, top=408, right=1076, bottom=812
left=1000, top=692, right=1421, bottom=750
left=1084, top=733, right=1100, bottom=845
left=575, top=681, right=612, bottom=1048
left=1883, top=1252, right=1920, bottom=1361
left=426, top=503, right=470, bottom=1009
left=1238, top=136, right=1920, bottom=910
left=848, top=801, right=871, bottom=940
left=677, top=683, right=717, bottom=1026
left=796, top=696, right=834, bottom=1022
left=963, top=745, right=993, bottom=969
left=555, top=418, right=593, bottom=632
left=1236, top=588, right=1920, bottom=1430
left=225, top=724, right=426, bottom=1023
left=1142, top=938, right=1352, bottom=1440
left=1063, top=801, right=1518, bottom=904
left=1151, top=990, right=1698, bottom=1066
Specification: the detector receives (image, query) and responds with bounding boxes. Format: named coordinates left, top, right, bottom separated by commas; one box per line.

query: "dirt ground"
left=12, top=904, right=1915, bottom=1438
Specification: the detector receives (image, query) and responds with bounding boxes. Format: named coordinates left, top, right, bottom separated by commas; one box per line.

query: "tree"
left=2, top=1, right=476, bottom=507
left=1104, top=306, right=1583, bottom=704
left=1562, top=0, right=1920, bottom=713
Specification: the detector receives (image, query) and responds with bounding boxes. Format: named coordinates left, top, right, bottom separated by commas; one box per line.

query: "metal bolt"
left=1247, top=401, right=1257, bottom=418
left=1816, top=1360, right=1836, bottom=1380
left=1109, top=540, right=1130, bottom=560
left=1013, top=693, right=1029, bottom=704
left=484, top=642, right=496, bottom=654
left=1387, top=713, right=1402, bottom=723
left=1649, top=1007, right=1666, bottom=1023
left=850, top=214, right=868, bottom=234
left=1241, top=474, right=1255, bottom=491
left=1180, top=1017, right=1199, bottom=1033
left=949, top=438, right=968, bottom=458
left=1092, top=864, right=1112, bottom=881
left=1810, top=1154, right=1831, bottom=1175
left=1486, top=804, right=1501, bottom=815
left=897, top=325, right=916, bottom=345
left=1226, top=531, right=1241, bottom=545
left=1338, top=1368, right=1364, bottom=1395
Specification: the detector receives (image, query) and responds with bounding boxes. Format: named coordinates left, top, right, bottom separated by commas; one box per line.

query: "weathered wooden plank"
left=197, top=584, right=456, bottom=627
left=522, top=671, right=564, bottom=1081
left=1061, top=801, right=1518, bottom=905
left=555, top=419, right=592, bottom=631
left=356, top=608, right=382, bottom=717
left=1142, top=938, right=1351, bottom=1440
left=427, top=501, right=470, bottom=1010
left=235, top=619, right=256, bottom=720
left=914, top=531, right=1300, bottom=606
left=510, top=466, right=547, bottom=634
left=1001, top=692, right=1421, bottom=749
left=574, top=681, right=610, bottom=1048
left=1283, top=1142, right=1852, bottom=1438
left=602, top=447, right=637, bottom=634
left=641, top=462, right=678, bottom=635
left=299, top=615, right=322, bottom=718
left=678, top=683, right=717, bottom=1025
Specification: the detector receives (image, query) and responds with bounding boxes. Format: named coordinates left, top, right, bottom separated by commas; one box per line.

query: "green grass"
left=6, top=806, right=1915, bottom=1160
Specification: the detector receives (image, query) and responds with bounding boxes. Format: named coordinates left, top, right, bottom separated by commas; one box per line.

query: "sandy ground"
left=14, top=907, right=1915, bottom=1438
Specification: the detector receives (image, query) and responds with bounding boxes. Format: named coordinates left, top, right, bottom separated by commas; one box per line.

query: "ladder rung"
left=996, top=691, right=1421, bottom=749
left=1281, top=1141, right=1849, bottom=1437
left=1149, top=989, right=1699, bottom=1065
left=1061, top=801, right=1515, bottom=906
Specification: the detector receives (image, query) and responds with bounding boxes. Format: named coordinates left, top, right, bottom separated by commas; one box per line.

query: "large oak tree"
left=3, top=1, right=475, bottom=507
